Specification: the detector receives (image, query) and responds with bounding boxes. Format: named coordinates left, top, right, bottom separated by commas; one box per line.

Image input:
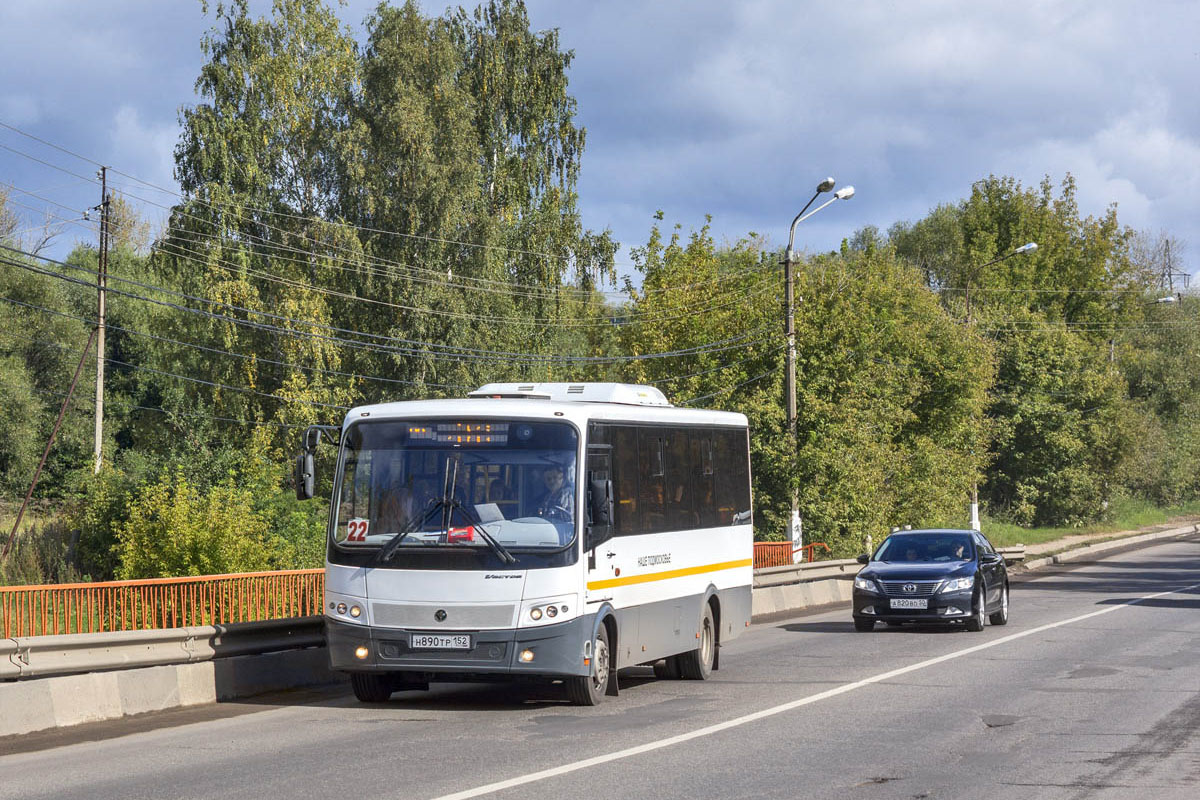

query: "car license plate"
left=410, top=633, right=472, bottom=650
left=890, top=598, right=928, bottom=610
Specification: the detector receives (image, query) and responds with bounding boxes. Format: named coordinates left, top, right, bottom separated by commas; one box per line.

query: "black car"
left=851, top=528, right=1009, bottom=632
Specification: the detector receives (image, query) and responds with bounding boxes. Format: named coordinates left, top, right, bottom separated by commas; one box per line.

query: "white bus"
left=295, top=382, right=753, bottom=705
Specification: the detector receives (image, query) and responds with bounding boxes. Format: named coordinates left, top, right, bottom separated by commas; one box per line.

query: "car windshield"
left=333, top=419, right=579, bottom=552
left=875, top=533, right=975, bottom=563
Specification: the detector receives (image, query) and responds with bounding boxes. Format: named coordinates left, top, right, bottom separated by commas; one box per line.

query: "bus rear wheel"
left=566, top=624, right=611, bottom=706
left=678, top=604, right=715, bottom=680
left=351, top=672, right=394, bottom=703
left=653, top=655, right=682, bottom=679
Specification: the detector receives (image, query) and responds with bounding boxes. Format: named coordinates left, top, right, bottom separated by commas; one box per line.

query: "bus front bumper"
left=326, top=616, right=593, bottom=678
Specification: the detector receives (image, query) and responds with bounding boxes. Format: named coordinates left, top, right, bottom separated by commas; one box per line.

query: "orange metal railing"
left=797, top=542, right=831, bottom=563
left=752, top=541, right=830, bottom=569
left=753, top=542, right=793, bottom=568
left=0, top=569, right=325, bottom=638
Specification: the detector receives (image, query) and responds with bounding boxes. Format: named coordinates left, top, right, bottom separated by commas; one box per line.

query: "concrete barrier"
left=2, top=617, right=324, bottom=680
left=0, top=648, right=342, bottom=738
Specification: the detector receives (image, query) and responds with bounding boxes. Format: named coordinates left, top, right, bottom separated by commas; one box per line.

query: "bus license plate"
left=890, top=599, right=927, bottom=609
left=410, top=633, right=472, bottom=650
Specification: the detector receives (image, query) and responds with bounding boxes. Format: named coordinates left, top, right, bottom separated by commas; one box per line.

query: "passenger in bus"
left=536, top=464, right=574, bottom=522
left=377, top=469, right=415, bottom=534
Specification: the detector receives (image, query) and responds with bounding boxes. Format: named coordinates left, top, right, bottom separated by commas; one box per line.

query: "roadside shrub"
left=115, top=470, right=275, bottom=578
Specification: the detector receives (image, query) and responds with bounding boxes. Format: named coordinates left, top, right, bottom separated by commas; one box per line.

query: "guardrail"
left=0, top=615, right=324, bottom=680
left=1, top=569, right=324, bottom=638
left=752, top=545, right=1027, bottom=590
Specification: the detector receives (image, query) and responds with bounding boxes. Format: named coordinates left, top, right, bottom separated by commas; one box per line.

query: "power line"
left=0, top=247, right=778, bottom=365
left=8, top=173, right=778, bottom=328
left=0, top=325, right=350, bottom=411
left=0, top=374, right=304, bottom=430
left=0, top=293, right=472, bottom=391
left=150, top=227, right=779, bottom=329
left=3, top=122, right=780, bottom=303
left=680, top=369, right=777, bottom=407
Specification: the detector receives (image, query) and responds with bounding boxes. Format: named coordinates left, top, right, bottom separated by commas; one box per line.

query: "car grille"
left=879, top=580, right=940, bottom=597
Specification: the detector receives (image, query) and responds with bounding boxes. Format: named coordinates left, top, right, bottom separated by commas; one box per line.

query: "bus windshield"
left=333, top=419, right=579, bottom=553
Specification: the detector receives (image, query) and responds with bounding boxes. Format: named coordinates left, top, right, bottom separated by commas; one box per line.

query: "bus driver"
left=536, top=464, right=574, bottom=522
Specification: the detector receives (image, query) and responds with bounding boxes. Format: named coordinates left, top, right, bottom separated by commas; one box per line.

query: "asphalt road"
left=3, top=537, right=1199, bottom=800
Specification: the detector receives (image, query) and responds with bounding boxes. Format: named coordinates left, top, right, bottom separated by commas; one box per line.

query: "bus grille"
left=371, top=602, right=517, bottom=629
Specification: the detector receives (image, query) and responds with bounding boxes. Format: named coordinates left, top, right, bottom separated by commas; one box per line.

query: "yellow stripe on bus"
left=586, top=558, right=753, bottom=590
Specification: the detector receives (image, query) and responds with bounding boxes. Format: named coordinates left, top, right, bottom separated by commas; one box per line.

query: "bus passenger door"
left=584, top=445, right=613, bottom=578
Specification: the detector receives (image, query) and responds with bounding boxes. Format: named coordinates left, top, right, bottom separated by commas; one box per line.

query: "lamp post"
left=782, top=178, right=855, bottom=560
left=965, top=241, right=1037, bottom=530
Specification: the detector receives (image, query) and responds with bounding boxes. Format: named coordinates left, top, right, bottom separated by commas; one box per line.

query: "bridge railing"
left=0, top=569, right=324, bottom=638
left=752, top=541, right=830, bottom=568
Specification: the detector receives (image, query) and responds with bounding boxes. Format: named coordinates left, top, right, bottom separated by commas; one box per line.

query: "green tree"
left=115, top=470, right=275, bottom=578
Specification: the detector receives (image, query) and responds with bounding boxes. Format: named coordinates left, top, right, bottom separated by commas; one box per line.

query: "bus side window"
left=694, top=433, right=717, bottom=528
left=665, top=428, right=694, bottom=530
left=638, top=429, right=665, bottom=533
left=714, top=428, right=752, bottom=524
left=611, top=426, right=639, bottom=535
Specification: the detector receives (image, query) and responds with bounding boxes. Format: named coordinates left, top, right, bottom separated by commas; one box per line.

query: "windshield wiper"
left=373, top=499, right=441, bottom=563
left=373, top=497, right=516, bottom=565
left=468, top=517, right=517, bottom=565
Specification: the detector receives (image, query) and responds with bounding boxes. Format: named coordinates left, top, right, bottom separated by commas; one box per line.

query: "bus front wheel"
left=678, top=604, right=715, bottom=680
left=351, top=672, right=394, bottom=703
left=566, top=624, right=611, bottom=706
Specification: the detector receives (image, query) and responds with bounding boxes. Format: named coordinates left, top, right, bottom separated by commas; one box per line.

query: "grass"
left=982, top=496, right=1200, bottom=549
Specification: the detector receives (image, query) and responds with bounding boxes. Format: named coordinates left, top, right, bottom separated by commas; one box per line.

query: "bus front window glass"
left=333, top=420, right=579, bottom=553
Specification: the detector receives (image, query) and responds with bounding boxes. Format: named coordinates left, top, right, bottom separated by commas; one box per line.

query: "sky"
left=1, top=0, right=1197, bottom=283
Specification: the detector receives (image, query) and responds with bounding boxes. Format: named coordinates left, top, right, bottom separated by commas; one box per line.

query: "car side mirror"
left=979, top=552, right=1001, bottom=564
left=294, top=451, right=315, bottom=500
left=856, top=554, right=870, bottom=565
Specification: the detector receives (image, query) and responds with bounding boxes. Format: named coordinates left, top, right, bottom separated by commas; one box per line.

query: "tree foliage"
left=2, top=4, right=1198, bottom=584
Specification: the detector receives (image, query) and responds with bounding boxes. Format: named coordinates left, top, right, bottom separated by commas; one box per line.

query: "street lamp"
left=965, top=241, right=1037, bottom=530
left=782, top=178, right=855, bottom=559
left=965, top=242, right=1037, bottom=322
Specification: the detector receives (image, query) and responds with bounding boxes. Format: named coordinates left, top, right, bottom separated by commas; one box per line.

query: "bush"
left=115, top=470, right=275, bottom=578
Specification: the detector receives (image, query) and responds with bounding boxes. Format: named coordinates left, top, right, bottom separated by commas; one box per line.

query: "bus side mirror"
left=295, top=451, right=315, bottom=500
left=585, top=478, right=614, bottom=550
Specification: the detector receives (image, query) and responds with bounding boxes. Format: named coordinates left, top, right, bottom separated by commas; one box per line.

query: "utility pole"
left=93, top=167, right=109, bottom=474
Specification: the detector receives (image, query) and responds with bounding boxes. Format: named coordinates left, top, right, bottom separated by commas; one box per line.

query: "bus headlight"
left=520, top=595, right=579, bottom=628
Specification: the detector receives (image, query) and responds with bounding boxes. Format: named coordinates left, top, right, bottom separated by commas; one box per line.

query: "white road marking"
left=427, top=580, right=1200, bottom=800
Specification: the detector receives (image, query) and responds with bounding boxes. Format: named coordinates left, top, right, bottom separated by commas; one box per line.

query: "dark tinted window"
left=593, top=422, right=751, bottom=535
left=611, top=427, right=639, bottom=535
left=713, top=428, right=752, bottom=524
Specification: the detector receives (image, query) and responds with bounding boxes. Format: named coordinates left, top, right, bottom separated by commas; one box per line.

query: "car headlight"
left=854, top=576, right=878, bottom=592
left=939, top=575, right=974, bottom=593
